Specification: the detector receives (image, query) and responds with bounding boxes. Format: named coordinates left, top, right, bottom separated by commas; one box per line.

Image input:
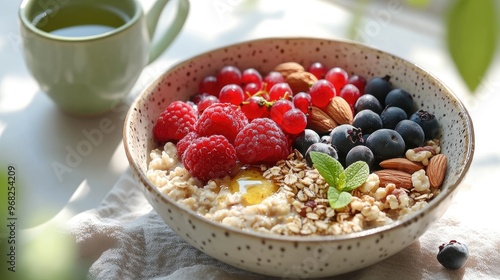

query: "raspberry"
left=182, top=135, right=237, bottom=182
left=153, top=101, right=197, bottom=142
left=176, top=131, right=199, bottom=158
left=196, top=103, right=248, bottom=144
left=234, top=118, right=290, bottom=165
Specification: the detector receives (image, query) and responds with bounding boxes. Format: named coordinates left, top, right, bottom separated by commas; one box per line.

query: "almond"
left=324, top=97, right=353, bottom=125
left=374, top=169, right=413, bottom=189
left=427, top=154, right=447, bottom=188
left=307, top=106, right=337, bottom=134
left=286, top=71, right=318, bottom=93
left=379, top=158, right=424, bottom=174
left=274, top=62, right=305, bottom=78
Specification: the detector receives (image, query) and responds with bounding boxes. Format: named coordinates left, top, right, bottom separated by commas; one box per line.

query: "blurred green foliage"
left=0, top=171, right=7, bottom=279
left=447, top=0, right=498, bottom=92
left=405, top=0, right=431, bottom=8
left=0, top=164, right=87, bottom=280
left=349, top=0, right=499, bottom=93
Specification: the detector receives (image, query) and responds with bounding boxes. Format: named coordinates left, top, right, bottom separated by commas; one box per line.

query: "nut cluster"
left=376, top=141, right=447, bottom=191
left=308, top=97, right=353, bottom=133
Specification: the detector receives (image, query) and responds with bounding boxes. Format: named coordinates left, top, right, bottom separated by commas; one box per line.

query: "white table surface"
left=1, top=0, right=499, bottom=276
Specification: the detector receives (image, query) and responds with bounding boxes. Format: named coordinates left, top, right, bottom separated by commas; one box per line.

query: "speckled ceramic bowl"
left=123, top=38, right=474, bottom=278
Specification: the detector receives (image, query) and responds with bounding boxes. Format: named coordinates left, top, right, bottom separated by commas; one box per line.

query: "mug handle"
left=145, top=0, right=190, bottom=64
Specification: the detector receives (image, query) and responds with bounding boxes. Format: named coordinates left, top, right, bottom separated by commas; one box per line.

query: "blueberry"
left=354, top=94, right=383, bottom=114
left=320, top=135, right=331, bottom=144
left=293, top=129, right=321, bottom=156
left=362, top=133, right=370, bottom=143
left=329, top=124, right=364, bottom=158
left=385, top=88, right=415, bottom=116
left=345, top=145, right=374, bottom=170
left=409, top=110, right=440, bottom=139
left=395, top=120, right=425, bottom=148
left=353, top=109, right=383, bottom=134
left=437, top=240, right=469, bottom=270
left=365, top=129, right=405, bottom=161
left=305, top=142, right=338, bottom=167
left=380, top=106, right=407, bottom=129
left=364, top=75, right=392, bottom=105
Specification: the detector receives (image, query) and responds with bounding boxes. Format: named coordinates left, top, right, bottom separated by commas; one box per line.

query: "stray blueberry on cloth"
left=437, top=240, right=469, bottom=270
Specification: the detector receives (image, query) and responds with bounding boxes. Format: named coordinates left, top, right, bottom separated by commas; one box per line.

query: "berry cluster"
left=153, top=101, right=289, bottom=182
left=153, top=62, right=440, bottom=182
left=196, top=65, right=311, bottom=135
left=295, top=74, right=440, bottom=171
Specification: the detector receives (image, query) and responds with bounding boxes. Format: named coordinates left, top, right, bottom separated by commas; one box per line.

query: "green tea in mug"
left=32, top=4, right=129, bottom=37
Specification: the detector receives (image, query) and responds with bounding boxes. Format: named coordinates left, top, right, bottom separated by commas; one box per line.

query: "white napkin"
left=67, top=168, right=500, bottom=280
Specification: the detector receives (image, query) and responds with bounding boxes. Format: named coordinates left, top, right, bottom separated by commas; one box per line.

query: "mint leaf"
left=310, top=153, right=366, bottom=210
left=343, top=161, right=370, bottom=192
left=309, top=151, right=343, bottom=187
left=336, top=192, right=352, bottom=208
left=337, top=171, right=346, bottom=191
left=447, top=0, right=498, bottom=92
left=327, top=187, right=352, bottom=209
left=327, top=187, right=340, bottom=206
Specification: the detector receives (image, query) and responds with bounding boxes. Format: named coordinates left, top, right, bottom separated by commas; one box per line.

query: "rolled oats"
left=303, top=187, right=316, bottom=198
left=284, top=173, right=298, bottom=185
left=306, top=212, right=320, bottom=220
left=297, top=190, right=308, bottom=202
left=287, top=222, right=301, bottom=233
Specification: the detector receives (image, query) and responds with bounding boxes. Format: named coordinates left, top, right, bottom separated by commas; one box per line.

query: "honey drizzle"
left=228, top=167, right=278, bottom=206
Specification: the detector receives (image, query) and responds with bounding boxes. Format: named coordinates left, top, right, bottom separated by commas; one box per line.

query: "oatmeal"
left=147, top=62, right=446, bottom=236
left=146, top=142, right=441, bottom=236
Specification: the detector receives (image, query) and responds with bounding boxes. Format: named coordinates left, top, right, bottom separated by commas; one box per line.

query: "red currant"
left=339, top=84, right=361, bottom=108
left=219, top=84, right=245, bottom=105
left=241, top=96, right=269, bottom=121
left=293, top=92, right=312, bottom=115
left=243, top=82, right=262, bottom=97
left=199, top=75, right=219, bottom=96
left=269, top=82, right=293, bottom=101
left=217, top=65, right=242, bottom=87
left=191, top=93, right=211, bottom=105
left=309, top=79, right=335, bottom=108
left=270, top=99, right=293, bottom=126
left=348, top=74, right=367, bottom=95
left=325, top=67, right=348, bottom=94
left=307, top=62, right=328, bottom=79
left=197, top=95, right=219, bottom=113
left=241, top=68, right=263, bottom=87
left=263, top=71, right=285, bottom=92
left=282, top=108, right=307, bottom=135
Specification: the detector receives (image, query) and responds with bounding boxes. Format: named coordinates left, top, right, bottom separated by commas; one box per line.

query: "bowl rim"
left=123, top=36, right=475, bottom=243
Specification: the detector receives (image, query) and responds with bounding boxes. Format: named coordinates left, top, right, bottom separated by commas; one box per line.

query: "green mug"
left=19, top=0, right=189, bottom=116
